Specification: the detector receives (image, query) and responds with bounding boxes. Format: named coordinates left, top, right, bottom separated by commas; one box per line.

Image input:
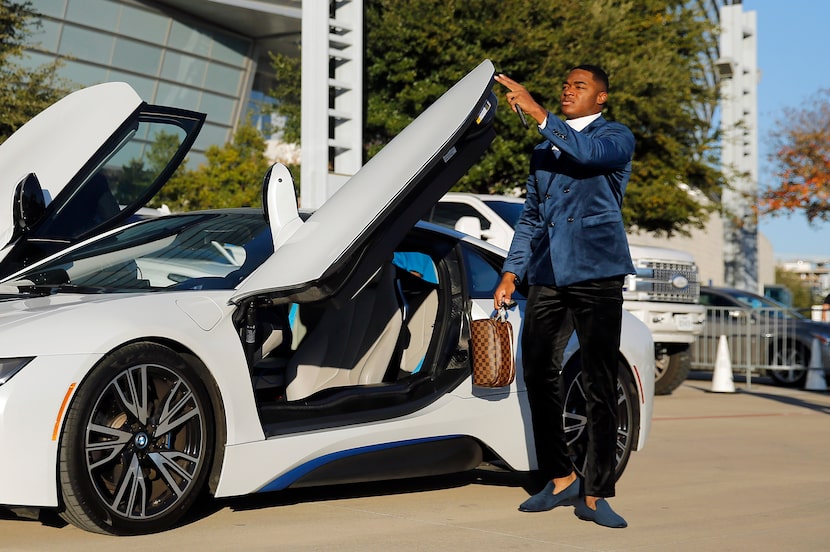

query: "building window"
left=23, top=0, right=255, bottom=156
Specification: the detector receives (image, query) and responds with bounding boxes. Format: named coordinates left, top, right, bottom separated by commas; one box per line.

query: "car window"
left=34, top=114, right=196, bottom=240
left=482, top=200, right=524, bottom=229
left=6, top=212, right=272, bottom=292
left=460, top=242, right=523, bottom=300
left=699, top=292, right=738, bottom=307
left=701, top=289, right=805, bottom=319
left=732, top=293, right=768, bottom=309
left=426, top=202, right=491, bottom=230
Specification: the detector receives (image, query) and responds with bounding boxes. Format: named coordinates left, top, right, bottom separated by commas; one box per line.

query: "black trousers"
left=521, top=277, right=624, bottom=497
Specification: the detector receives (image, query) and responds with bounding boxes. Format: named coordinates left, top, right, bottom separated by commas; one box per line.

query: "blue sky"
left=743, top=0, right=830, bottom=261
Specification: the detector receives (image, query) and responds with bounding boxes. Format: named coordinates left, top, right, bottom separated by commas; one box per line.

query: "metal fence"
left=690, top=306, right=805, bottom=386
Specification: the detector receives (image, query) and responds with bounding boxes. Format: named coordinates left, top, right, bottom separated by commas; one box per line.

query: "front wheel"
left=562, top=357, right=639, bottom=481
left=653, top=344, right=691, bottom=395
left=58, top=342, right=215, bottom=535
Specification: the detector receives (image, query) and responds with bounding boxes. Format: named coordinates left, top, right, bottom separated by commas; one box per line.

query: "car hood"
left=0, top=289, right=235, bottom=355
left=0, top=292, right=105, bottom=329
left=231, top=59, right=498, bottom=305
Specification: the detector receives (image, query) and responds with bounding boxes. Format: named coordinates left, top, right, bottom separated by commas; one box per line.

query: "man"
left=493, top=65, right=635, bottom=529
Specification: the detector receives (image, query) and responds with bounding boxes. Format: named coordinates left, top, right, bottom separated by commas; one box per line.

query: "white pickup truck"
left=425, top=192, right=704, bottom=395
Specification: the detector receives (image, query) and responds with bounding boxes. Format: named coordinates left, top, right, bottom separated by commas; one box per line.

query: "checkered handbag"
left=470, top=308, right=515, bottom=387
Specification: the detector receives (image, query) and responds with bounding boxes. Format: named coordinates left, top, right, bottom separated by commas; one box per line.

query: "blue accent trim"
left=257, top=434, right=461, bottom=493
left=288, top=303, right=298, bottom=328
left=412, top=357, right=425, bottom=374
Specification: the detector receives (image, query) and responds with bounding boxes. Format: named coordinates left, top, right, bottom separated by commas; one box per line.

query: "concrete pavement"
left=2, top=374, right=830, bottom=551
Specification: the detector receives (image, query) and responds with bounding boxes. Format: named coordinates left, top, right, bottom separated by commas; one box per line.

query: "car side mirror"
left=454, top=216, right=483, bottom=239
left=12, top=173, right=46, bottom=239
left=262, top=163, right=302, bottom=250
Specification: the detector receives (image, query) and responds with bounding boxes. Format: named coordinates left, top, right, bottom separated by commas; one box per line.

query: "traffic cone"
left=711, top=334, right=735, bottom=393
left=805, top=337, right=827, bottom=391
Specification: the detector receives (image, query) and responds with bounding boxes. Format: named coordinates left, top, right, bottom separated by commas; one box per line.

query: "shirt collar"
left=566, top=112, right=602, bottom=132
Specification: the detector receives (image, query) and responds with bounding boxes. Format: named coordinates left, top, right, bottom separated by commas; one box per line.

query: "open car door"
left=0, top=82, right=204, bottom=276
left=231, top=59, right=498, bottom=306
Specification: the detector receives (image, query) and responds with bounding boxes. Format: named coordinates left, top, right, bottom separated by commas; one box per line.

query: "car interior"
left=239, top=229, right=476, bottom=437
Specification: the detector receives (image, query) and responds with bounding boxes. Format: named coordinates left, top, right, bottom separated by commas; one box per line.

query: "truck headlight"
left=0, top=357, right=34, bottom=385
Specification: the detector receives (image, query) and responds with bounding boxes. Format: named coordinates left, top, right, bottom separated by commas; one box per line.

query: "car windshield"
left=720, top=290, right=806, bottom=319
left=482, top=199, right=524, bottom=229
left=3, top=211, right=272, bottom=294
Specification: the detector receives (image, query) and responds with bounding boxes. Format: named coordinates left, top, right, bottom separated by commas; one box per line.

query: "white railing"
left=690, top=306, right=806, bottom=385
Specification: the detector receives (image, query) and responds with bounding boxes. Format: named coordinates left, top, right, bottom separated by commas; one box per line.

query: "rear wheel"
left=59, top=342, right=214, bottom=535
left=562, top=358, right=639, bottom=481
left=768, top=341, right=808, bottom=387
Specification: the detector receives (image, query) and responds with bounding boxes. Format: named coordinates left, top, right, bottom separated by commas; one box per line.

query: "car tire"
left=58, top=342, right=215, bottom=535
left=562, top=357, right=640, bottom=482
left=654, top=344, right=691, bottom=396
left=768, top=341, right=808, bottom=387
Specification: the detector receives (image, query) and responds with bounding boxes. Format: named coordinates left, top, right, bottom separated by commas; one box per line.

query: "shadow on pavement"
left=223, top=464, right=530, bottom=512
left=684, top=370, right=830, bottom=416
left=0, top=464, right=535, bottom=533
left=180, top=463, right=535, bottom=528
left=741, top=390, right=830, bottom=415
left=0, top=506, right=67, bottom=529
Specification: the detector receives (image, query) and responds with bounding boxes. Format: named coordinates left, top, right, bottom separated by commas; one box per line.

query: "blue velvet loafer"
left=518, top=478, right=580, bottom=512
left=574, top=498, right=627, bottom=528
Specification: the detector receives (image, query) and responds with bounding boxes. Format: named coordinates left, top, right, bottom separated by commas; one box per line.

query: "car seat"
left=283, top=263, right=404, bottom=401
left=400, top=287, right=439, bottom=374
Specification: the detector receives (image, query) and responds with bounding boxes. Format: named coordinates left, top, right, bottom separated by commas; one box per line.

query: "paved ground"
left=3, top=373, right=830, bottom=551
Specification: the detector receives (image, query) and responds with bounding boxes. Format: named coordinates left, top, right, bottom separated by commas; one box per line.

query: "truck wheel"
left=654, top=344, right=691, bottom=395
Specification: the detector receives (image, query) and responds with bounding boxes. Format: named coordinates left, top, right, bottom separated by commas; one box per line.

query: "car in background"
left=424, top=192, right=705, bottom=396
left=694, top=286, right=830, bottom=386
left=0, top=60, right=655, bottom=535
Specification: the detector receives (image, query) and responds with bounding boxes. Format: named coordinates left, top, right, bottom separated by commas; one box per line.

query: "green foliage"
left=147, top=131, right=192, bottom=210
left=0, top=0, right=70, bottom=143
left=155, top=123, right=272, bottom=212
left=365, top=0, right=724, bottom=235
left=269, top=0, right=724, bottom=236
left=774, top=267, right=814, bottom=311
left=267, top=52, right=302, bottom=145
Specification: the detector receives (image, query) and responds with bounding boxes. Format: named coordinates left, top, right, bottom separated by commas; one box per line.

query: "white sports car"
left=0, top=60, right=654, bottom=535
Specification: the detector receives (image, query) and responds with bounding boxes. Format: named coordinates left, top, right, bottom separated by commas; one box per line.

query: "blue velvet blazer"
left=502, top=113, right=636, bottom=287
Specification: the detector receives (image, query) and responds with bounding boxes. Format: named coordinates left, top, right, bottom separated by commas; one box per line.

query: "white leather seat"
left=400, top=288, right=438, bottom=374
left=284, top=264, right=403, bottom=401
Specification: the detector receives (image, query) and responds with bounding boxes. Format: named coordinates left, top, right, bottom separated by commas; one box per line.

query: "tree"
left=0, top=0, right=69, bottom=143
left=269, top=0, right=724, bottom=236
left=774, top=266, right=814, bottom=311
left=154, top=123, right=271, bottom=212
left=757, top=88, right=830, bottom=223
left=145, top=131, right=192, bottom=210
left=268, top=52, right=301, bottom=146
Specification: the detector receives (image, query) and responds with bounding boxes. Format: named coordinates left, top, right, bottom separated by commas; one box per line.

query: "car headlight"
left=0, top=357, right=34, bottom=385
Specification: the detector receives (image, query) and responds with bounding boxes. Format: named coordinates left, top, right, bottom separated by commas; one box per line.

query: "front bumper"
left=0, top=354, right=94, bottom=507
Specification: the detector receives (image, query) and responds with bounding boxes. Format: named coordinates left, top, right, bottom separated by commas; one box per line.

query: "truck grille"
left=625, top=261, right=700, bottom=303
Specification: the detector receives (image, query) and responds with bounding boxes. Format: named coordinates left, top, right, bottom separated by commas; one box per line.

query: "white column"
left=300, top=1, right=330, bottom=209
left=719, top=4, right=759, bottom=291
left=301, top=0, right=364, bottom=209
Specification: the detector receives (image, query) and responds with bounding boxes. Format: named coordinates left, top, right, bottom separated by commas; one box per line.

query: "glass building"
left=20, top=0, right=302, bottom=164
